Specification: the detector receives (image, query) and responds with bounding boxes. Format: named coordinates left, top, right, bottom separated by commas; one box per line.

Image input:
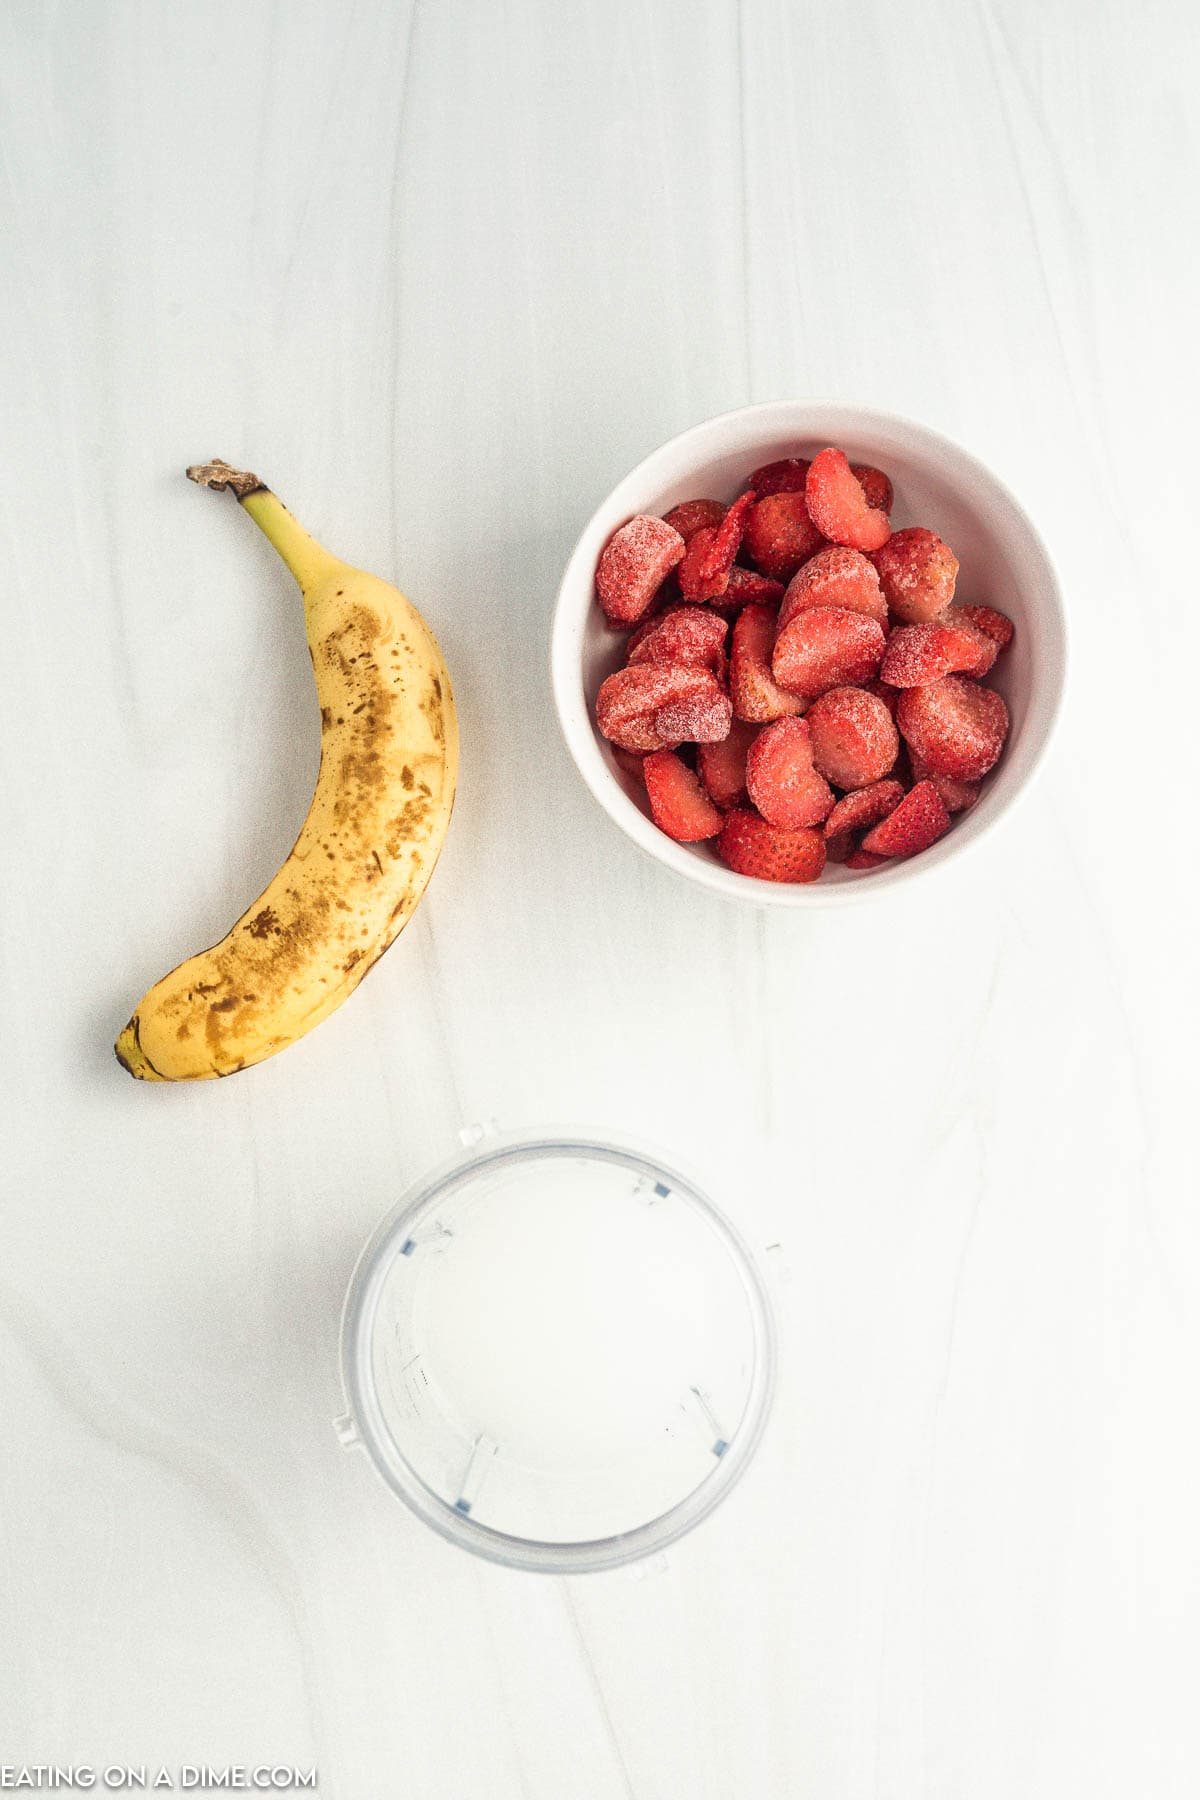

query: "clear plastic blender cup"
left=338, top=1133, right=776, bottom=1574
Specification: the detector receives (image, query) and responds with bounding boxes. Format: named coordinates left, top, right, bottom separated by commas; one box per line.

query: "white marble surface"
left=2, top=1, right=1198, bottom=1793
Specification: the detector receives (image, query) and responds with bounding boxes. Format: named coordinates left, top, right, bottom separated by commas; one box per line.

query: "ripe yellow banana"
left=115, top=461, right=458, bottom=1081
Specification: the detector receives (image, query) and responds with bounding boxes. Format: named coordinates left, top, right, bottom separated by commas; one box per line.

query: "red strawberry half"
left=745, top=718, right=835, bottom=829
left=643, top=750, right=723, bottom=842
left=860, top=780, right=950, bottom=858
left=730, top=604, right=804, bottom=723
left=716, top=810, right=826, bottom=883
left=772, top=607, right=886, bottom=701
left=806, top=448, right=891, bottom=553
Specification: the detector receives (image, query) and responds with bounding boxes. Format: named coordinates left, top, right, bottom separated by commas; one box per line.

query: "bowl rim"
left=550, top=398, right=1068, bottom=906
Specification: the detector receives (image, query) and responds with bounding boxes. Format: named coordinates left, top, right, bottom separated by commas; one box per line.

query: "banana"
left=115, top=461, right=458, bottom=1081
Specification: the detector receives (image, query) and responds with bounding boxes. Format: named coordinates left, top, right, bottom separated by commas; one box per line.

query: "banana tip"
left=115, top=1019, right=166, bottom=1082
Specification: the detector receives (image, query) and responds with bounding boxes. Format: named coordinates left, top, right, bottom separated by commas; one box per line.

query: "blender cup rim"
left=339, top=1132, right=778, bottom=1574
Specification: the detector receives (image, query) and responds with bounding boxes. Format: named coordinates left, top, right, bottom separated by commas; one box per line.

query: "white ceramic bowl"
left=551, top=402, right=1067, bottom=905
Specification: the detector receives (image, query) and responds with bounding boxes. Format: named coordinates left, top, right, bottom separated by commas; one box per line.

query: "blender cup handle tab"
left=398, top=1219, right=455, bottom=1257
left=569, top=1550, right=673, bottom=1588
left=763, top=1240, right=792, bottom=1289
left=685, top=1385, right=730, bottom=1458
left=458, top=1118, right=502, bottom=1149
left=629, top=1551, right=671, bottom=1582
left=633, top=1173, right=673, bottom=1203
left=453, top=1434, right=499, bottom=1516
left=332, top=1413, right=360, bottom=1450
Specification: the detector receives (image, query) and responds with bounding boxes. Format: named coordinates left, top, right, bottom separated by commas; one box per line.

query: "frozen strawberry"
left=933, top=607, right=1002, bottom=675
left=772, top=607, right=886, bottom=702
left=805, top=448, right=891, bottom=553
left=949, top=602, right=1014, bottom=649
left=611, top=746, right=648, bottom=783
left=677, top=527, right=721, bottom=602
left=823, top=778, right=905, bottom=839
left=678, top=490, right=755, bottom=602
left=850, top=464, right=894, bottom=514
left=860, top=779, right=950, bottom=857
left=909, top=749, right=980, bottom=813
left=823, top=832, right=853, bottom=863
left=880, top=618, right=994, bottom=686
left=935, top=772, right=980, bottom=813
left=724, top=565, right=786, bottom=606
left=624, top=613, right=659, bottom=658
left=845, top=847, right=888, bottom=870
left=643, top=750, right=724, bottom=841
left=716, top=809, right=826, bottom=883
left=596, top=662, right=728, bottom=752
left=867, top=677, right=900, bottom=720
left=697, top=718, right=759, bottom=810
left=743, top=490, right=825, bottom=581
left=627, top=605, right=729, bottom=672
left=677, top=501, right=749, bottom=601
left=704, top=489, right=754, bottom=565
left=748, top=457, right=811, bottom=496
left=778, top=545, right=887, bottom=631
left=655, top=682, right=733, bottom=745
left=597, top=664, right=683, bottom=752
left=944, top=613, right=998, bottom=677
left=661, top=498, right=727, bottom=543
left=596, top=515, right=686, bottom=624
left=745, top=718, right=835, bottom=829
left=896, top=676, right=1009, bottom=781
left=871, top=527, right=958, bottom=623
left=948, top=613, right=998, bottom=676
left=730, top=604, right=805, bottom=723
left=805, top=687, right=899, bottom=789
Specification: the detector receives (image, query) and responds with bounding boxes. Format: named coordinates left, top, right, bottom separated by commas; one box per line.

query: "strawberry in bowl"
left=552, top=404, right=1065, bottom=903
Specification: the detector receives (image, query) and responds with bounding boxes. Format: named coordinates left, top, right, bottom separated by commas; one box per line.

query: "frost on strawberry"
left=896, top=676, right=1009, bottom=782
left=872, top=527, right=958, bottom=624
left=745, top=718, right=835, bottom=829
left=627, top=606, right=729, bottom=673
left=655, top=686, right=733, bottom=744
left=880, top=619, right=994, bottom=687
left=805, top=686, right=899, bottom=789
left=778, top=546, right=887, bottom=632
left=595, top=515, right=686, bottom=624
left=596, top=662, right=730, bottom=752
left=805, top=448, right=891, bottom=553
left=772, top=607, right=886, bottom=701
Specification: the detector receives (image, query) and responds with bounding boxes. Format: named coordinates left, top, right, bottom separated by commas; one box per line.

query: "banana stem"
left=186, top=460, right=340, bottom=591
